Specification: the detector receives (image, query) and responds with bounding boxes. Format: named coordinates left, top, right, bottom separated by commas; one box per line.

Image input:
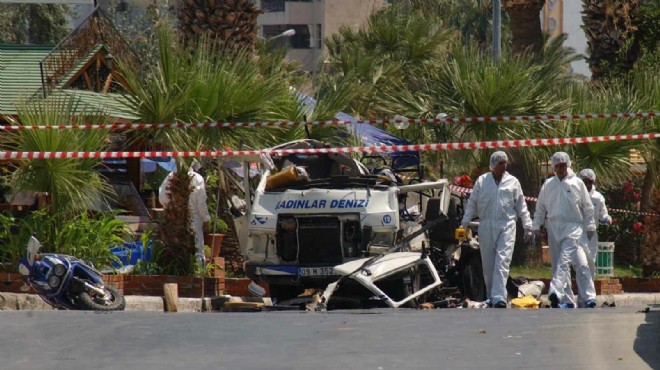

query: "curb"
left=1, top=292, right=658, bottom=311
left=609, top=293, right=660, bottom=307
left=0, top=292, right=273, bottom=312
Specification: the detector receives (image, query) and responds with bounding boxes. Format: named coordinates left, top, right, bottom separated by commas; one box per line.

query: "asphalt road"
left=0, top=308, right=658, bottom=370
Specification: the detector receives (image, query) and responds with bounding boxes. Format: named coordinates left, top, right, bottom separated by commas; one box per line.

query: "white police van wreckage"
left=238, top=139, right=485, bottom=309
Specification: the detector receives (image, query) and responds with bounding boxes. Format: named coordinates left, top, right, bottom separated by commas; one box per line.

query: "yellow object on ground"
left=511, top=295, right=540, bottom=309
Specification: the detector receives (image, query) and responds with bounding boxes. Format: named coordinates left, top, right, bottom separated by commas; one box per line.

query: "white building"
left=541, top=0, right=591, bottom=77
left=256, top=0, right=388, bottom=71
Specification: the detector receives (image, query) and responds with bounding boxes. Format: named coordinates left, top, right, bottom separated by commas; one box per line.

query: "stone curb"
left=0, top=292, right=273, bottom=312
left=1, top=292, right=658, bottom=311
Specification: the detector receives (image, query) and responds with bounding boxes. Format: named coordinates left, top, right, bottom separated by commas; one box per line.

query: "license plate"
left=298, top=267, right=335, bottom=276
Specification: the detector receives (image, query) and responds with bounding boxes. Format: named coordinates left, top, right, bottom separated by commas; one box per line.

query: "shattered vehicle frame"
left=236, top=139, right=485, bottom=308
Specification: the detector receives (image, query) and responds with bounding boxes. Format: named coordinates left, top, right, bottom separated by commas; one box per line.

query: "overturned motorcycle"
left=18, top=236, right=126, bottom=311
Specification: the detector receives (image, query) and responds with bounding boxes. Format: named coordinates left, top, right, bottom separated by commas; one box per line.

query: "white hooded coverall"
left=159, top=167, right=211, bottom=262
left=583, top=186, right=611, bottom=279
left=461, top=171, right=532, bottom=303
left=532, top=169, right=596, bottom=306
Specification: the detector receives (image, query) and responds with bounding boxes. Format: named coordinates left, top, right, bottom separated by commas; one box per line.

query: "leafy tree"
left=0, top=4, right=72, bottom=44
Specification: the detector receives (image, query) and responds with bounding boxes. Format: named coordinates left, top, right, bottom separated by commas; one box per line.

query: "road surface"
left=0, top=307, right=658, bottom=370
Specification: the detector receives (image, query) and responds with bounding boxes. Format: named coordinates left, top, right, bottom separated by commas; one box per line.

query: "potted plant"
left=204, top=216, right=228, bottom=260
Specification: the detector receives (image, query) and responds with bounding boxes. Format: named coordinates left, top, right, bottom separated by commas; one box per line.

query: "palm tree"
left=582, top=0, right=641, bottom=82
left=503, top=0, right=546, bottom=55
left=176, top=0, right=260, bottom=51
left=118, top=24, right=359, bottom=274
left=630, top=51, right=660, bottom=273
left=367, top=38, right=578, bottom=266
left=324, top=2, right=454, bottom=118
left=555, top=81, right=643, bottom=185
left=382, top=39, right=575, bottom=177
left=1, top=96, right=112, bottom=219
left=633, top=60, right=660, bottom=213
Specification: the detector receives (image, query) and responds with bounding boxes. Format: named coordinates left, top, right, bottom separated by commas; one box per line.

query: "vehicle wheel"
left=78, top=285, right=126, bottom=311
left=268, top=284, right=300, bottom=304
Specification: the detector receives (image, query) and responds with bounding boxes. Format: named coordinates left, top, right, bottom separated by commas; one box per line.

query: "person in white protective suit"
left=577, top=168, right=612, bottom=280
left=460, top=151, right=534, bottom=308
left=158, top=161, right=211, bottom=265
left=532, top=152, right=597, bottom=308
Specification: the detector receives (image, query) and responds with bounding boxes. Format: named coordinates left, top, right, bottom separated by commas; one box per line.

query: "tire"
left=268, top=284, right=300, bottom=304
left=78, top=285, right=126, bottom=311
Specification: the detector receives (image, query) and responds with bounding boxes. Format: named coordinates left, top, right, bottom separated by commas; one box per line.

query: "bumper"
left=245, top=263, right=340, bottom=287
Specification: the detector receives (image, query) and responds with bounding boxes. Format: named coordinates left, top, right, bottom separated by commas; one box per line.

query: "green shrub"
left=598, top=178, right=646, bottom=265
left=0, top=210, right=133, bottom=271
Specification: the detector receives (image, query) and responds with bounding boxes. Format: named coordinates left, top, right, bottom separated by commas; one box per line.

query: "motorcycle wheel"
left=78, top=285, right=126, bottom=311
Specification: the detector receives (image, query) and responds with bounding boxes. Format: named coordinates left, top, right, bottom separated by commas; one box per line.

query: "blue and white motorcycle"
left=18, top=236, right=126, bottom=311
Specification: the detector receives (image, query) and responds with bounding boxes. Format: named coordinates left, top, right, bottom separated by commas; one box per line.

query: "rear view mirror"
left=26, top=236, right=42, bottom=266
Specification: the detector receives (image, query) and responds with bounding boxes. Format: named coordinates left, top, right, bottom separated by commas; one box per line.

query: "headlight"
left=47, top=275, right=60, bottom=288
left=53, top=264, right=66, bottom=276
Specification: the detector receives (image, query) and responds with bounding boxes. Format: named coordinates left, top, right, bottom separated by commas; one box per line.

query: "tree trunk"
left=177, top=0, right=262, bottom=52
left=639, top=159, right=657, bottom=213
left=158, top=170, right=196, bottom=275
left=504, top=0, right=546, bottom=55
left=639, top=190, right=660, bottom=276
left=582, top=0, right=641, bottom=83
left=216, top=168, right=245, bottom=274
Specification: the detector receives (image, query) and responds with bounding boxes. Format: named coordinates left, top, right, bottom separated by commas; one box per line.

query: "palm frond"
left=4, top=95, right=112, bottom=218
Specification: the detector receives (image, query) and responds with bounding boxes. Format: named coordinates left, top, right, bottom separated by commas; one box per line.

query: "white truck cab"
left=241, top=140, right=454, bottom=302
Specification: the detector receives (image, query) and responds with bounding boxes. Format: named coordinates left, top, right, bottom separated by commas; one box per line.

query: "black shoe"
left=494, top=300, right=507, bottom=308
left=549, top=293, right=559, bottom=308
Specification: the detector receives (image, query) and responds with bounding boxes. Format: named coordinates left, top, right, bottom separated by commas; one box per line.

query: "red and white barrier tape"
left=449, top=185, right=659, bottom=217
left=0, top=111, right=656, bottom=131
left=3, top=133, right=659, bottom=159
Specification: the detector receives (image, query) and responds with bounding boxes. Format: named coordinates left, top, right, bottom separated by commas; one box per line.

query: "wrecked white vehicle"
left=314, top=224, right=445, bottom=310
left=240, top=139, right=485, bottom=308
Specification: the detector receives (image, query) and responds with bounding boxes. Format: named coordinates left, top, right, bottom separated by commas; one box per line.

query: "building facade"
left=542, top=0, right=590, bottom=77
left=257, top=0, right=388, bottom=71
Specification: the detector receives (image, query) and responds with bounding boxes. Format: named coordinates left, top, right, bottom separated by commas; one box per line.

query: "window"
left=261, top=0, right=285, bottom=12
left=262, top=24, right=311, bottom=49
left=315, top=24, right=322, bottom=49
left=289, top=25, right=311, bottom=49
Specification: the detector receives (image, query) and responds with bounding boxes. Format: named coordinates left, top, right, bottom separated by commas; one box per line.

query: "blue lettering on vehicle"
left=383, top=215, right=392, bottom=224
left=276, top=198, right=367, bottom=210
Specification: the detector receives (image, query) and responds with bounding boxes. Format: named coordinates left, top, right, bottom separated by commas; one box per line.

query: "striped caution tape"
left=449, top=185, right=659, bottom=217
left=3, top=133, right=660, bottom=159
left=0, top=111, right=656, bottom=130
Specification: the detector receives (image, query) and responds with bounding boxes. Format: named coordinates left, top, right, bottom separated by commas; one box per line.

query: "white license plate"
left=299, top=267, right=335, bottom=276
